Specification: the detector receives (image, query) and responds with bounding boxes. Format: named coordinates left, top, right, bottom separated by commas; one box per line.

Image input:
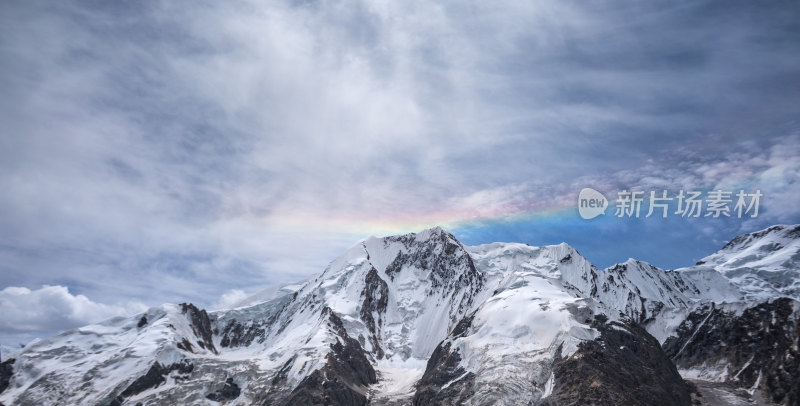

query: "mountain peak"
left=719, top=223, right=800, bottom=252
left=402, top=226, right=454, bottom=243
left=361, top=226, right=455, bottom=249
left=621, top=257, right=647, bottom=267
left=694, top=224, right=800, bottom=300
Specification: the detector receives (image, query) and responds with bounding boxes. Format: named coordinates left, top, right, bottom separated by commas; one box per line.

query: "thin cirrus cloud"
left=0, top=0, right=798, bottom=343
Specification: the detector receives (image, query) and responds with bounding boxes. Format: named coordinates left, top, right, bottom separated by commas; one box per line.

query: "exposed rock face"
left=206, top=377, right=241, bottom=402
left=664, top=298, right=800, bottom=405
left=360, top=266, right=389, bottom=359
left=413, top=315, right=476, bottom=406
left=384, top=228, right=485, bottom=309
left=0, top=359, right=13, bottom=394
left=219, top=318, right=266, bottom=348
left=321, top=309, right=378, bottom=389
left=217, top=293, right=295, bottom=349
left=261, top=308, right=377, bottom=406
left=179, top=303, right=218, bottom=354
left=546, top=316, right=693, bottom=406
left=106, top=360, right=194, bottom=406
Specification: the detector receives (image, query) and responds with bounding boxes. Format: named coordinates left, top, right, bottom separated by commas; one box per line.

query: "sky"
left=1, top=0, right=799, bottom=347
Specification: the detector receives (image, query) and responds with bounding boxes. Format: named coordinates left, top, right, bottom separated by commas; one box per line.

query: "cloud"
left=0, top=0, right=797, bottom=315
left=213, top=289, right=250, bottom=310
left=0, top=285, right=146, bottom=337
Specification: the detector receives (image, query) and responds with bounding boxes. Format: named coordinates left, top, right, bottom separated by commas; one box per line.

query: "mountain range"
left=1, top=224, right=798, bottom=405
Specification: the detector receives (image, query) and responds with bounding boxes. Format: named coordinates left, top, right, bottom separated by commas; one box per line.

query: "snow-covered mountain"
left=693, top=224, right=800, bottom=300
left=1, top=225, right=798, bottom=405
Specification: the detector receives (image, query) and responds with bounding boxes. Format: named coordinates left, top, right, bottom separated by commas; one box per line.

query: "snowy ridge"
left=690, top=224, right=800, bottom=300
left=1, top=304, right=216, bottom=405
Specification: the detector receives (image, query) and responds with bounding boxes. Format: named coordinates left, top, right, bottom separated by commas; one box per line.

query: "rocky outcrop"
left=217, top=294, right=295, bottom=348
left=360, top=266, right=389, bottom=359
left=179, top=303, right=218, bottom=354
left=384, top=228, right=485, bottom=303
left=0, top=359, right=13, bottom=394
left=262, top=308, right=377, bottom=406
left=664, top=298, right=800, bottom=405
left=545, top=316, right=693, bottom=406
left=219, top=318, right=267, bottom=348
left=412, top=315, right=476, bottom=405
left=206, top=377, right=241, bottom=402
left=105, top=360, right=194, bottom=406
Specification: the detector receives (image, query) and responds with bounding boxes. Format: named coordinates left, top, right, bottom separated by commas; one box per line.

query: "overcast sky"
left=1, top=0, right=799, bottom=347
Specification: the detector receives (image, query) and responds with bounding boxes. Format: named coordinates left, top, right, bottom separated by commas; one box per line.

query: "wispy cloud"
left=0, top=0, right=798, bottom=312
